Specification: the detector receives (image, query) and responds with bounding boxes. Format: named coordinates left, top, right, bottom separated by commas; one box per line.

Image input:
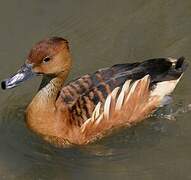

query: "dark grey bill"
left=1, top=63, right=36, bottom=90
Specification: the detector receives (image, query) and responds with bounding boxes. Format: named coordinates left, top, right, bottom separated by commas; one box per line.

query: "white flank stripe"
left=104, top=94, right=112, bottom=120
left=116, top=90, right=125, bottom=110
left=121, top=80, right=131, bottom=95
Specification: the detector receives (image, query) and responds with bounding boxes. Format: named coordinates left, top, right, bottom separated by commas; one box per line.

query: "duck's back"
left=58, top=57, right=187, bottom=126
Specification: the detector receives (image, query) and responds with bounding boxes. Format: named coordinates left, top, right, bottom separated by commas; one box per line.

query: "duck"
left=1, top=37, right=188, bottom=147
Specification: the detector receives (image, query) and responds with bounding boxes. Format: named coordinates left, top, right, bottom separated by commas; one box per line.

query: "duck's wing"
left=58, top=57, right=187, bottom=131
left=58, top=62, right=141, bottom=125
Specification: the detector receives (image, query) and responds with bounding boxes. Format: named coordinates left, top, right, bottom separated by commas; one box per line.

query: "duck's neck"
left=26, top=70, right=70, bottom=136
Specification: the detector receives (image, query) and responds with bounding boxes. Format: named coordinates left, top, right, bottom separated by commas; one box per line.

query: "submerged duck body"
left=1, top=37, right=188, bottom=147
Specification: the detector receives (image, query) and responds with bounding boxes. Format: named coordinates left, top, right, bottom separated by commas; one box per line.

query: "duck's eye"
left=43, top=57, right=51, bottom=63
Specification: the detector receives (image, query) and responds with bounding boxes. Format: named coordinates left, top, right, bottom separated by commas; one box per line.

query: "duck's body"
left=1, top=37, right=188, bottom=147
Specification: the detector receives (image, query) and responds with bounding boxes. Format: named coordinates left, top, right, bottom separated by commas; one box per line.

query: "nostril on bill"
left=1, top=81, right=6, bottom=90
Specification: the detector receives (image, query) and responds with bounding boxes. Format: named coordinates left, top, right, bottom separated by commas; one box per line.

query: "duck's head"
left=1, top=37, right=72, bottom=90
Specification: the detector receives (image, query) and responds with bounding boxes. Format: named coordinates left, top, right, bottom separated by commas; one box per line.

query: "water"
left=0, top=0, right=191, bottom=179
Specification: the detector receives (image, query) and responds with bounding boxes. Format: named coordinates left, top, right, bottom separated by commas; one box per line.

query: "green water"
left=0, top=0, right=191, bottom=179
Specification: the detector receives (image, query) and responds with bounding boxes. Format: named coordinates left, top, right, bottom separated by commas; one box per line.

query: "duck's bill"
left=1, top=64, right=36, bottom=90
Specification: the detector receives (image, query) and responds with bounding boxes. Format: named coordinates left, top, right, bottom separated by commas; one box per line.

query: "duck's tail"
left=125, top=56, right=188, bottom=83
left=148, top=56, right=188, bottom=102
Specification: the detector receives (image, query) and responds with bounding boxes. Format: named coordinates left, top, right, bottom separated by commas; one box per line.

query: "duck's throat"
left=37, top=71, right=70, bottom=103
left=39, top=74, right=57, bottom=91
left=38, top=74, right=62, bottom=102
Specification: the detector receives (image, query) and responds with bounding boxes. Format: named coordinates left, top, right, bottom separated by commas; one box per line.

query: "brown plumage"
left=1, top=37, right=188, bottom=147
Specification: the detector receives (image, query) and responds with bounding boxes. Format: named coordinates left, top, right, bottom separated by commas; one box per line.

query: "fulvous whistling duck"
left=1, top=37, right=188, bottom=147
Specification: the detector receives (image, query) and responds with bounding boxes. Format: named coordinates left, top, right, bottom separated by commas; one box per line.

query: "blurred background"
left=0, top=0, right=191, bottom=179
